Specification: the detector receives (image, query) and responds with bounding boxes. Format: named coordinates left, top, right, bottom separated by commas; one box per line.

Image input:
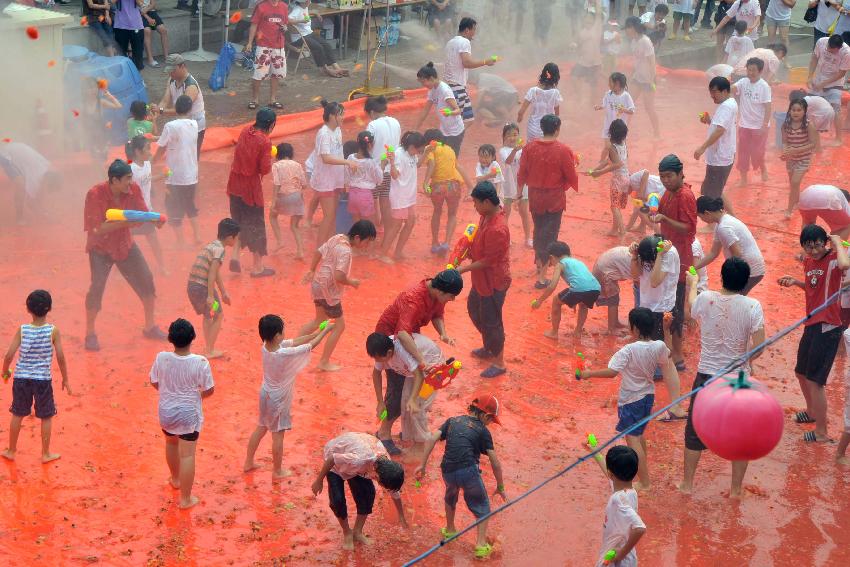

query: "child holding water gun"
left=365, top=95, right=402, bottom=229
left=126, top=135, right=167, bottom=274
left=474, top=144, right=504, bottom=198
left=415, top=392, right=507, bottom=560
left=533, top=241, right=602, bottom=338
left=128, top=100, right=158, bottom=138
left=588, top=119, right=631, bottom=237
left=186, top=218, right=240, bottom=359
left=498, top=123, right=532, bottom=246
left=517, top=63, right=563, bottom=141
left=580, top=307, right=679, bottom=491
left=299, top=220, right=377, bottom=372
left=422, top=129, right=473, bottom=255
left=269, top=143, right=309, bottom=257
left=623, top=168, right=665, bottom=235
left=243, top=314, right=334, bottom=478
left=2, top=290, right=70, bottom=463
left=380, top=131, right=427, bottom=264
left=596, top=72, right=635, bottom=139
left=345, top=132, right=384, bottom=237
left=416, top=62, right=465, bottom=157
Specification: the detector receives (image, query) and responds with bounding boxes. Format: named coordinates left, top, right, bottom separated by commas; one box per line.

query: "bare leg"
left=836, top=432, right=850, bottom=464
left=444, top=502, right=457, bottom=533
left=86, top=308, right=98, bottom=338
left=809, top=381, right=829, bottom=439
left=475, top=518, right=490, bottom=548
left=336, top=515, right=354, bottom=550
left=796, top=372, right=813, bottom=415
left=575, top=304, right=589, bottom=336
left=171, top=224, right=185, bottom=248
left=644, top=88, right=660, bottom=138
left=626, top=434, right=650, bottom=490
left=251, top=79, right=261, bottom=105
left=518, top=199, right=532, bottom=242
left=317, top=194, right=338, bottom=246
left=243, top=426, right=267, bottom=472
left=677, top=448, right=701, bottom=493
left=352, top=514, right=371, bottom=545
left=270, top=77, right=279, bottom=104
left=729, top=460, right=748, bottom=498
left=40, top=417, right=60, bottom=463
left=189, top=217, right=201, bottom=245
left=2, top=415, right=23, bottom=460
left=430, top=201, right=443, bottom=247
left=269, top=210, right=283, bottom=246
left=307, top=194, right=321, bottom=226
left=380, top=217, right=401, bottom=262
left=378, top=195, right=391, bottom=231
left=165, top=435, right=180, bottom=488
left=142, top=294, right=157, bottom=331
left=203, top=311, right=224, bottom=357
left=159, top=27, right=170, bottom=58
left=251, top=251, right=265, bottom=274
left=178, top=438, right=199, bottom=508
left=271, top=431, right=288, bottom=478
left=394, top=215, right=417, bottom=259
left=291, top=216, right=304, bottom=258
left=786, top=170, right=804, bottom=216
left=544, top=296, right=563, bottom=339
left=299, top=305, right=324, bottom=337
left=444, top=200, right=459, bottom=246
left=609, top=206, right=624, bottom=235
left=607, top=305, right=625, bottom=333
left=503, top=198, right=513, bottom=221
left=144, top=28, right=154, bottom=64
left=319, top=315, right=345, bottom=371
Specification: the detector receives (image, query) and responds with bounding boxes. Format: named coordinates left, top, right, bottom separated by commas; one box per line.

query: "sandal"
left=481, top=365, right=507, bottom=378
left=440, top=527, right=458, bottom=540
left=658, top=410, right=687, bottom=422
left=270, top=101, right=283, bottom=109
left=248, top=101, right=257, bottom=110
left=474, top=543, right=494, bottom=559
left=802, top=431, right=833, bottom=443
left=471, top=348, right=493, bottom=359
left=794, top=411, right=816, bottom=424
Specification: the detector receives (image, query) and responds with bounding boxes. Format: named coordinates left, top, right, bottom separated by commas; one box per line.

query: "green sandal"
left=440, top=527, right=458, bottom=540
left=474, top=543, right=493, bottom=559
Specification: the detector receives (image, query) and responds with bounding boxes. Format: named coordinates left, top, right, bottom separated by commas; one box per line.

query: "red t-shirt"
left=516, top=139, right=578, bottom=215
left=658, top=183, right=697, bottom=283
left=252, top=0, right=288, bottom=49
left=84, top=181, right=147, bottom=262
left=804, top=250, right=845, bottom=327
left=469, top=212, right=511, bottom=296
left=226, top=126, right=272, bottom=207
left=375, top=280, right=446, bottom=336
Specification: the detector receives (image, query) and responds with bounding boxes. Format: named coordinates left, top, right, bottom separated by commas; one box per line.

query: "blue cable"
left=402, top=282, right=850, bottom=566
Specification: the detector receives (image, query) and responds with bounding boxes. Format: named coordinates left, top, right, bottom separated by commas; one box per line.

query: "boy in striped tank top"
left=2, top=290, right=70, bottom=463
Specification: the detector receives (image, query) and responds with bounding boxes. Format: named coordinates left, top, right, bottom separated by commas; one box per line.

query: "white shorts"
left=258, top=388, right=292, bottom=433
left=253, top=47, right=287, bottom=81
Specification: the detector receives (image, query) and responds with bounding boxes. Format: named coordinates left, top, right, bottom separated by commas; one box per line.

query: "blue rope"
left=402, top=282, right=849, bottom=566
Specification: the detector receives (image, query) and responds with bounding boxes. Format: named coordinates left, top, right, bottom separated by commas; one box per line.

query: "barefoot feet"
left=169, top=477, right=181, bottom=489
left=318, top=362, right=343, bottom=372
left=342, top=533, right=355, bottom=551
left=42, top=453, right=61, bottom=463
left=178, top=495, right=200, bottom=509
left=1, top=449, right=15, bottom=461
left=676, top=481, right=693, bottom=494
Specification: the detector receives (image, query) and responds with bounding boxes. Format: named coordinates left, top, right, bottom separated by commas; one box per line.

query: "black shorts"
left=314, top=298, right=343, bottom=319
left=795, top=324, right=845, bottom=386
left=531, top=210, right=562, bottom=265
left=10, top=379, right=56, bottom=419
left=684, top=372, right=711, bottom=451
left=384, top=368, right=406, bottom=421
left=327, top=471, right=376, bottom=518
left=700, top=164, right=733, bottom=199
left=187, top=281, right=220, bottom=319
left=162, top=429, right=200, bottom=441
left=143, top=10, right=164, bottom=29
left=557, top=288, right=600, bottom=308
left=672, top=281, right=686, bottom=336
left=165, top=183, right=199, bottom=224
left=86, top=244, right=156, bottom=312
left=229, top=194, right=268, bottom=256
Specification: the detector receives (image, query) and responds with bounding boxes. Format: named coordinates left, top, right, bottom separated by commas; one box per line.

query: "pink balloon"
left=692, top=376, right=784, bottom=461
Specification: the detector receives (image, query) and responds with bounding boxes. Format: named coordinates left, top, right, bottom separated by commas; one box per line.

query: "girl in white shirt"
left=517, top=62, right=563, bottom=141
left=365, top=95, right=401, bottom=229
left=416, top=62, right=465, bottom=157
left=126, top=136, right=166, bottom=274
left=595, top=72, right=636, bottom=139
left=474, top=144, right=504, bottom=197
left=345, top=131, right=384, bottom=234
left=499, top=123, right=532, bottom=247
left=588, top=119, right=631, bottom=237
left=380, top=131, right=427, bottom=264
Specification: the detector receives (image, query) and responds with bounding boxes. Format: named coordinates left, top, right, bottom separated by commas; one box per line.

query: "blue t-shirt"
left=560, top=257, right=601, bottom=292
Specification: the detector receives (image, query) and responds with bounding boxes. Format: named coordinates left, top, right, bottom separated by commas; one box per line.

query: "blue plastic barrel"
left=774, top=111, right=787, bottom=149
left=335, top=194, right=354, bottom=235
left=62, top=44, right=91, bottom=63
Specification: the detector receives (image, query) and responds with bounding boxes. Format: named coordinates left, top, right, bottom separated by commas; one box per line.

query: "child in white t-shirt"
left=724, top=20, right=755, bottom=68
left=498, top=123, right=532, bottom=246
left=588, top=118, right=630, bottom=237
left=517, top=63, right=563, bottom=141
left=244, top=314, right=333, bottom=479
left=596, top=72, right=636, bottom=139
left=416, top=62, right=466, bottom=157
left=126, top=135, right=166, bottom=273
left=345, top=131, right=384, bottom=230
left=474, top=144, right=504, bottom=197
left=380, top=131, right=427, bottom=264
left=623, top=168, right=665, bottom=234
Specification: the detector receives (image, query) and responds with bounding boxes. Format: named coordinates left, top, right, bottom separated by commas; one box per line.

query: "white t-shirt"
left=798, top=184, right=850, bottom=213
left=670, top=0, right=695, bottom=15
left=631, top=35, right=656, bottom=84
left=628, top=170, right=665, bottom=200
left=714, top=213, right=766, bottom=277
left=733, top=48, right=781, bottom=81
left=608, top=340, right=669, bottom=405
left=725, top=34, right=755, bottom=68
left=804, top=95, right=836, bottom=131
left=131, top=160, right=153, bottom=209
left=157, top=118, right=199, bottom=185
left=691, top=239, right=710, bottom=292
left=726, top=0, right=762, bottom=39
left=288, top=4, right=312, bottom=39
left=704, top=97, right=738, bottom=167
left=389, top=147, right=419, bottom=210
left=765, top=0, right=792, bottom=21
left=0, top=142, right=50, bottom=198
left=706, top=63, right=734, bottom=80
left=815, top=0, right=841, bottom=33
left=373, top=334, right=443, bottom=378
left=311, top=125, right=344, bottom=192
left=345, top=154, right=383, bottom=190
left=601, top=90, right=636, bottom=138
left=733, top=77, right=771, bottom=130
left=149, top=352, right=214, bottom=435
left=366, top=115, right=401, bottom=170
left=443, top=35, right=472, bottom=86
left=259, top=340, right=312, bottom=431
left=812, top=38, right=850, bottom=92
left=597, top=487, right=644, bottom=567
left=476, top=160, right=504, bottom=196
left=691, top=291, right=764, bottom=376
left=498, top=146, right=523, bottom=200
left=639, top=245, right=680, bottom=313
left=523, top=87, right=563, bottom=140
left=428, top=81, right=465, bottom=137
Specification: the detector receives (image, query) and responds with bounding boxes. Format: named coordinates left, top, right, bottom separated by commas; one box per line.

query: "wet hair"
left=375, top=456, right=405, bottom=491
left=348, top=219, right=377, bottom=240
left=842, top=189, right=850, bottom=202
left=654, top=3, right=669, bottom=15
left=431, top=269, right=464, bottom=296
left=733, top=19, right=748, bottom=35
left=320, top=99, right=345, bottom=122
left=628, top=307, right=654, bottom=338
left=624, top=16, right=645, bottom=34
left=478, top=144, right=496, bottom=159
left=175, top=94, right=193, bottom=115
left=709, top=76, right=731, bottom=93
left=458, top=16, right=477, bottom=33
left=606, top=445, right=639, bottom=482
left=467, top=404, right=488, bottom=421
left=366, top=332, right=394, bottom=357
left=637, top=234, right=663, bottom=269
left=539, top=63, right=560, bottom=88
left=217, top=217, right=240, bottom=240
left=471, top=181, right=500, bottom=206
left=696, top=195, right=724, bottom=214
left=502, top=122, right=520, bottom=141
left=129, top=100, right=148, bottom=121
left=417, top=61, right=439, bottom=80
left=547, top=241, right=571, bottom=258
left=258, top=314, right=284, bottom=342
left=168, top=318, right=196, bottom=349
left=343, top=140, right=359, bottom=158
left=400, top=131, right=426, bottom=150
left=364, top=95, right=388, bottom=114
left=107, top=159, right=132, bottom=182
left=423, top=128, right=445, bottom=144
left=124, top=135, right=149, bottom=162
left=26, top=289, right=52, bottom=317
left=356, top=131, right=374, bottom=159
left=540, top=114, right=561, bottom=136
left=658, top=154, right=684, bottom=173
left=276, top=142, right=294, bottom=160
left=254, top=108, right=277, bottom=132
left=800, top=224, right=828, bottom=246
left=828, top=34, right=844, bottom=49
left=609, top=72, right=627, bottom=90
left=770, top=43, right=788, bottom=56
left=783, top=98, right=808, bottom=132
left=721, top=257, right=751, bottom=292
left=608, top=119, right=628, bottom=144
left=789, top=89, right=807, bottom=102
left=746, top=57, right=764, bottom=72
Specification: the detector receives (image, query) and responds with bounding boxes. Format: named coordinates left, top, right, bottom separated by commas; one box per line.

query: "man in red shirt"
left=83, top=160, right=166, bottom=351
left=246, top=0, right=288, bottom=110
left=374, top=270, right=463, bottom=453
left=652, top=154, right=696, bottom=368
left=779, top=226, right=850, bottom=443
left=227, top=108, right=276, bottom=277
left=457, top=182, right=511, bottom=378
left=516, top=114, right=579, bottom=288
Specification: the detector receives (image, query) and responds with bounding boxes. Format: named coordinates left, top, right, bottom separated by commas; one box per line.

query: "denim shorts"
left=616, top=394, right=655, bottom=436
left=442, top=465, right=491, bottom=518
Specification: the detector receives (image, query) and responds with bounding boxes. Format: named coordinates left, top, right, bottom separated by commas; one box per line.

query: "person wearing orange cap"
left=415, top=392, right=506, bottom=560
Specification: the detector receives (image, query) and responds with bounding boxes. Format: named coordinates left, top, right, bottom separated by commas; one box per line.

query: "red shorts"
left=429, top=180, right=461, bottom=208
left=799, top=208, right=850, bottom=232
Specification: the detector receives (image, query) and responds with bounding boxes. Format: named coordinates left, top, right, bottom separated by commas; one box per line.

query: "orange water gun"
left=446, top=223, right=478, bottom=269
left=419, top=358, right=462, bottom=399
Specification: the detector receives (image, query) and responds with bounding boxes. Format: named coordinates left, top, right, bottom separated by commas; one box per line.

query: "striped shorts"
left=449, top=84, right=474, bottom=121
left=373, top=171, right=391, bottom=198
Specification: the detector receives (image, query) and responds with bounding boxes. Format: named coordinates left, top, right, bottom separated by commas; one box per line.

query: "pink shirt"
left=311, top=234, right=352, bottom=306
left=323, top=432, right=389, bottom=480
left=271, top=159, right=307, bottom=194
